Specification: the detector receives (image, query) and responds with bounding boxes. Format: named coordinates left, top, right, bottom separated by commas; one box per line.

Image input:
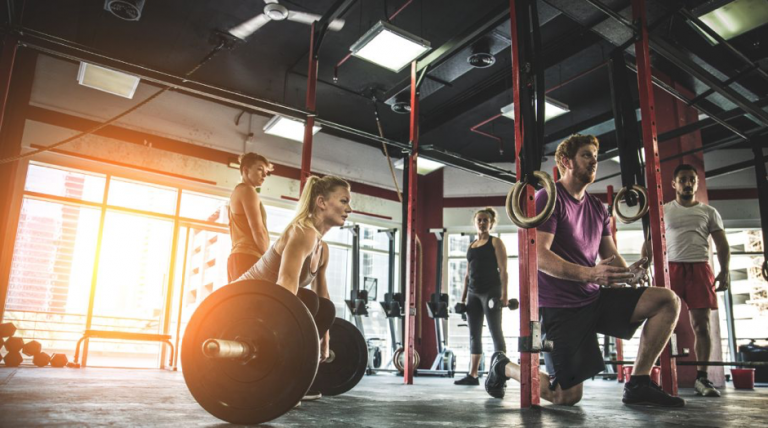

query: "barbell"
left=182, top=280, right=368, bottom=425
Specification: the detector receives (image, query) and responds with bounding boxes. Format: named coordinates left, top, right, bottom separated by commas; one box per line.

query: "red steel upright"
left=606, top=185, right=625, bottom=382
left=632, top=0, right=677, bottom=395
left=403, top=61, right=420, bottom=384
left=300, top=23, right=319, bottom=194
left=509, top=0, right=541, bottom=408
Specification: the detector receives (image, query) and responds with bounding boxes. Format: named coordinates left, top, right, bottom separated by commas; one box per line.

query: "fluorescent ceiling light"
left=610, top=151, right=646, bottom=163
left=696, top=0, right=768, bottom=43
left=500, top=97, right=570, bottom=122
left=263, top=115, right=321, bottom=142
left=77, top=62, right=140, bottom=99
left=350, top=21, right=431, bottom=73
left=393, top=157, right=445, bottom=175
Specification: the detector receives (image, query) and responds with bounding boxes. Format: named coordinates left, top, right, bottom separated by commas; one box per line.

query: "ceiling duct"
left=391, top=92, right=412, bottom=114
left=104, top=0, right=145, bottom=21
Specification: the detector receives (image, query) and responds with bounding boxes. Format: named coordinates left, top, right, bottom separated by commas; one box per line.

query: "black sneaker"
left=623, top=381, right=685, bottom=407
left=484, top=353, right=510, bottom=399
left=454, top=374, right=479, bottom=386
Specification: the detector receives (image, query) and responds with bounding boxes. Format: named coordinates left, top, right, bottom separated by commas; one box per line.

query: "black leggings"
left=466, top=288, right=506, bottom=354
left=297, top=288, right=336, bottom=338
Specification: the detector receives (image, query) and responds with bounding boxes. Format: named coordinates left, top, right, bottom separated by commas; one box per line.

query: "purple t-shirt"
left=535, top=183, right=611, bottom=308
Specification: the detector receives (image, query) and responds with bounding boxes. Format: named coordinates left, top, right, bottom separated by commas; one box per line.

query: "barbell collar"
left=202, top=339, right=254, bottom=360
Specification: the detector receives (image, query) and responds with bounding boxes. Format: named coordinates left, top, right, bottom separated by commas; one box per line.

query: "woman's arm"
left=492, top=237, right=509, bottom=302
left=313, top=241, right=331, bottom=362
left=276, top=226, right=316, bottom=294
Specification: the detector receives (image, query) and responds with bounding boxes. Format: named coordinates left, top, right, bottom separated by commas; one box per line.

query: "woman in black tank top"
left=454, top=207, right=509, bottom=386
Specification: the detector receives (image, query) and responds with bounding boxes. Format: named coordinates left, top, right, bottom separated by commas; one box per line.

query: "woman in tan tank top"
left=227, top=152, right=273, bottom=282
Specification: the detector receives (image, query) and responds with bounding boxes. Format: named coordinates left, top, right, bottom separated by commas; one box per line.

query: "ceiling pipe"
left=333, top=0, right=414, bottom=82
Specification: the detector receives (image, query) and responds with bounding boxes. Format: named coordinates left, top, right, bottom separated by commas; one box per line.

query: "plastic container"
left=623, top=366, right=661, bottom=384
left=731, top=368, right=755, bottom=389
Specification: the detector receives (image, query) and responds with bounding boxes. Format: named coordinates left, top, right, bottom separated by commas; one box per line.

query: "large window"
left=2, top=162, right=400, bottom=368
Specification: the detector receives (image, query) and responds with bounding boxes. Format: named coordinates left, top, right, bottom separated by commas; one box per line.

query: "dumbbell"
left=3, top=352, right=23, bottom=367
left=4, top=336, right=23, bottom=353
left=22, top=340, right=42, bottom=357
left=488, top=298, right=519, bottom=311
left=33, top=352, right=52, bottom=367
left=453, top=302, right=468, bottom=321
left=0, top=322, right=16, bottom=338
left=50, top=353, right=69, bottom=368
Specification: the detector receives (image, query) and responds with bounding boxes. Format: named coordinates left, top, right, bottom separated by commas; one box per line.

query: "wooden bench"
left=73, top=330, right=176, bottom=370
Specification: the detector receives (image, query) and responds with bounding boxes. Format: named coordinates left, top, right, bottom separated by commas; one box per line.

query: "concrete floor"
left=1, top=367, right=766, bottom=427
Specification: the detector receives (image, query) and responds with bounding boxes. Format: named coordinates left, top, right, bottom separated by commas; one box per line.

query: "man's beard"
left=680, top=187, right=694, bottom=200
left=575, top=166, right=596, bottom=184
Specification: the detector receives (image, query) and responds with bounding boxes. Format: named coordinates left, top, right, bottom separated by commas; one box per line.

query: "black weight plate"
left=311, top=318, right=367, bottom=396
left=182, top=280, right=319, bottom=425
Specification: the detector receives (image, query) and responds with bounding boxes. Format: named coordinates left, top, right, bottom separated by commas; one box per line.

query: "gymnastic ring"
left=506, top=171, right=557, bottom=229
left=613, top=185, right=650, bottom=224
left=761, top=259, right=768, bottom=282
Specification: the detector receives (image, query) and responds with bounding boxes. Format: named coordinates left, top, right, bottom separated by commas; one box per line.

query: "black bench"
left=74, top=330, right=176, bottom=370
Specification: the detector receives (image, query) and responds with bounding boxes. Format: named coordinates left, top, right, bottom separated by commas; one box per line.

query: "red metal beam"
left=509, top=0, right=540, bottom=408
left=632, top=0, right=677, bottom=395
left=301, top=24, right=319, bottom=194
left=404, top=61, right=420, bottom=384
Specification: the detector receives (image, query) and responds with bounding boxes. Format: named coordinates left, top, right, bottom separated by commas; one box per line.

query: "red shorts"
left=668, top=262, right=717, bottom=310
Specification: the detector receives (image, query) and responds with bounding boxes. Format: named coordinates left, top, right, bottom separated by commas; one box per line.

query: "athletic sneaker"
left=454, top=374, right=479, bottom=386
left=484, top=353, right=510, bottom=399
left=302, top=390, right=322, bottom=401
left=694, top=378, right=721, bottom=397
left=623, top=381, right=686, bottom=407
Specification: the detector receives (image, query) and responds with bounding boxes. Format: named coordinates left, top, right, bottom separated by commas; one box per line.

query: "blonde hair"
left=473, top=207, right=498, bottom=228
left=288, top=175, right=351, bottom=234
left=554, top=134, right=600, bottom=176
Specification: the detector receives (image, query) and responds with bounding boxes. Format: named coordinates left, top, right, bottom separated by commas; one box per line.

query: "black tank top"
left=467, top=237, right=501, bottom=293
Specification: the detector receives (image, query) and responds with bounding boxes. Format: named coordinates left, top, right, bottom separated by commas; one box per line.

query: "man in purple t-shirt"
left=485, top=134, right=684, bottom=407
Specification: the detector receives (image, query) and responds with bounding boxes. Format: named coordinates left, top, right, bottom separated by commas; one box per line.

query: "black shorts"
left=541, top=287, right=648, bottom=390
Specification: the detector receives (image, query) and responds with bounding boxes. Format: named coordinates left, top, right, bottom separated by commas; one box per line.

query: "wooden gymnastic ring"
left=761, top=259, right=768, bottom=282
left=506, top=171, right=557, bottom=229
left=613, top=185, right=650, bottom=224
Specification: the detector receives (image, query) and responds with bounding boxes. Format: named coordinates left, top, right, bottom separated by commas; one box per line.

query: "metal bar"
left=648, top=36, right=768, bottom=127
left=510, top=0, right=540, bottom=408
left=83, top=175, right=111, bottom=368
left=160, top=189, right=183, bottom=370
left=351, top=225, right=360, bottom=293
left=632, top=0, right=677, bottom=396
left=0, top=35, right=18, bottom=134
left=586, top=0, right=768, bottom=126
left=723, top=286, right=738, bottom=362
left=606, top=185, right=625, bottom=382
left=686, top=65, right=758, bottom=107
left=301, top=23, right=319, bottom=193
left=404, top=60, right=420, bottom=385
left=605, top=360, right=768, bottom=367
left=173, top=227, right=191, bottom=369
left=706, top=154, right=768, bottom=179
left=679, top=8, right=768, bottom=83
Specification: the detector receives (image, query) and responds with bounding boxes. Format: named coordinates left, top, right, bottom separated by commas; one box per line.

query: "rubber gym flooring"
left=1, top=367, right=766, bottom=427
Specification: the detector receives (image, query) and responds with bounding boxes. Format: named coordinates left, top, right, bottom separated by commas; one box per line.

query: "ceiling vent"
left=104, top=0, right=145, bottom=21
left=390, top=92, right=411, bottom=114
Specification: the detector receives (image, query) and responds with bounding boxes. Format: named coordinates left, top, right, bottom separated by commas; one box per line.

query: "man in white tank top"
left=645, top=163, right=730, bottom=398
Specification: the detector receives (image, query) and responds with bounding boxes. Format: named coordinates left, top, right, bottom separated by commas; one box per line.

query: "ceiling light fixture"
left=350, top=21, right=431, bottom=73
left=694, top=0, right=768, bottom=43
left=393, top=157, right=445, bottom=175
left=500, top=97, right=570, bottom=122
left=77, top=62, right=141, bottom=99
left=263, top=115, right=321, bottom=142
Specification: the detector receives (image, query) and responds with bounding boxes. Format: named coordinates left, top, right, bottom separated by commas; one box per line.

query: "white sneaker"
left=302, top=390, right=322, bottom=401
left=694, top=378, right=721, bottom=397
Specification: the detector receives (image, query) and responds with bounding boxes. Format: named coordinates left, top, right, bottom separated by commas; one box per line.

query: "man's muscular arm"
left=537, top=232, right=634, bottom=286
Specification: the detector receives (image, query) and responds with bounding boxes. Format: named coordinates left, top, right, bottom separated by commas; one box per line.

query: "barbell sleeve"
left=202, top=339, right=254, bottom=360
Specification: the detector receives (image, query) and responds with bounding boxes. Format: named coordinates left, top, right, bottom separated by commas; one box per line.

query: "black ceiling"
left=2, top=0, right=767, bottom=171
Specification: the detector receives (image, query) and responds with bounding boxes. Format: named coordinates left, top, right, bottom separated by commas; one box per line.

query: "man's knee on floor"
left=552, top=385, right=582, bottom=406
